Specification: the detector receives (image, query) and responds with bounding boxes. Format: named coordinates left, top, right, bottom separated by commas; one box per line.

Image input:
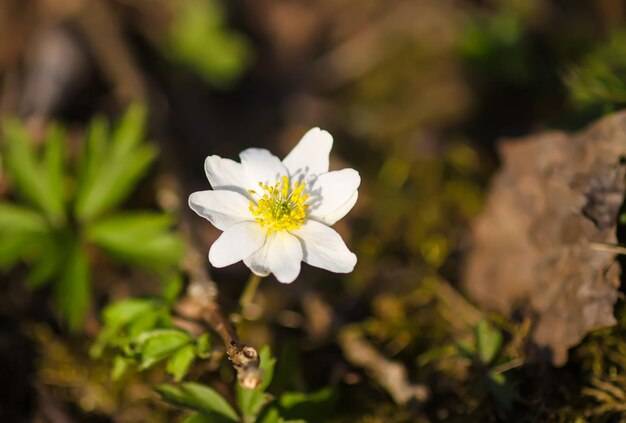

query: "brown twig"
left=179, top=278, right=262, bottom=389
left=338, top=326, right=429, bottom=409
left=424, top=276, right=483, bottom=330
left=35, top=383, right=77, bottom=423
left=158, top=175, right=262, bottom=389
left=174, top=235, right=263, bottom=389
left=73, top=0, right=147, bottom=104
left=590, top=241, right=626, bottom=255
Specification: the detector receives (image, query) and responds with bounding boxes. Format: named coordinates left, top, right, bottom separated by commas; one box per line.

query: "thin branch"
left=35, top=383, right=77, bottom=423
left=159, top=175, right=262, bottom=389
left=179, top=279, right=263, bottom=389
left=73, top=0, right=147, bottom=104
left=491, top=357, right=524, bottom=375
left=590, top=241, right=626, bottom=255
left=424, top=276, right=484, bottom=330
left=338, top=326, right=429, bottom=409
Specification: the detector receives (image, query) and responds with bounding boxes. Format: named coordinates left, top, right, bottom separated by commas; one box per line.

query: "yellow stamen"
left=249, top=176, right=309, bottom=234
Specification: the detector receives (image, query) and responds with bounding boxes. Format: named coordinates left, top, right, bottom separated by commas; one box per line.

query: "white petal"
left=204, top=155, right=250, bottom=197
left=267, top=232, right=303, bottom=283
left=321, top=190, right=358, bottom=225
left=292, top=220, right=356, bottom=273
left=243, top=235, right=272, bottom=277
left=240, top=148, right=287, bottom=186
left=209, top=222, right=266, bottom=268
left=282, top=128, right=333, bottom=180
left=189, top=190, right=252, bottom=231
left=244, top=232, right=304, bottom=282
left=307, top=169, right=360, bottom=225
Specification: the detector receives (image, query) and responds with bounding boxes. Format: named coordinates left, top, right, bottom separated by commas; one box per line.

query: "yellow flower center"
left=248, top=176, right=309, bottom=234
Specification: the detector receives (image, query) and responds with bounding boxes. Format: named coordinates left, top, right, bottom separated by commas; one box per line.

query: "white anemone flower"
left=189, top=128, right=359, bottom=283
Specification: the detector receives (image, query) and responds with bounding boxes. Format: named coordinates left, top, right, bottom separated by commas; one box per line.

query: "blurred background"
left=1, top=0, right=626, bottom=421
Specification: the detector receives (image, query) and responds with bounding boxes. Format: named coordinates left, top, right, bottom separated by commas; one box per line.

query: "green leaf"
left=43, top=124, right=66, bottom=215
left=25, top=233, right=66, bottom=288
left=103, top=298, right=156, bottom=326
left=475, top=319, right=503, bottom=365
left=137, top=329, right=192, bottom=369
left=1, top=119, right=64, bottom=220
left=136, top=327, right=190, bottom=346
left=86, top=117, right=109, bottom=159
left=74, top=106, right=157, bottom=221
left=86, top=212, right=183, bottom=269
left=237, top=345, right=276, bottom=420
left=94, top=302, right=166, bottom=359
left=454, top=337, right=476, bottom=361
left=111, top=104, right=147, bottom=154
left=181, top=412, right=236, bottom=423
left=416, top=343, right=457, bottom=367
left=0, top=233, right=40, bottom=270
left=93, top=299, right=161, bottom=355
left=181, top=413, right=212, bottom=423
left=156, top=383, right=239, bottom=421
left=76, top=145, right=156, bottom=221
left=163, top=0, right=251, bottom=88
left=0, top=203, right=48, bottom=233
left=0, top=205, right=51, bottom=272
left=257, top=406, right=282, bottom=423
left=565, top=30, right=626, bottom=108
left=278, top=388, right=336, bottom=421
left=162, top=272, right=183, bottom=303
left=112, top=355, right=133, bottom=381
left=54, top=240, right=90, bottom=331
left=196, top=333, right=212, bottom=359
left=181, top=383, right=240, bottom=421
left=127, top=309, right=162, bottom=338
left=76, top=116, right=108, bottom=199
left=167, top=344, right=196, bottom=381
left=0, top=203, right=51, bottom=271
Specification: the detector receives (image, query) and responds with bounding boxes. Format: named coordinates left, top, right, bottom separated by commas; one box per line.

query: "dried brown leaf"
left=464, top=112, right=626, bottom=366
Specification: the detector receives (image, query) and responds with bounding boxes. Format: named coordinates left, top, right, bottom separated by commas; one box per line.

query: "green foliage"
left=277, top=388, right=336, bottom=421
left=86, top=212, right=182, bottom=269
left=158, top=346, right=337, bottom=423
left=55, top=239, right=90, bottom=330
left=474, top=319, right=503, bottom=365
left=92, top=297, right=210, bottom=382
left=75, top=105, right=157, bottom=221
left=459, top=9, right=526, bottom=81
left=0, top=203, right=48, bottom=270
left=457, top=319, right=515, bottom=411
left=416, top=315, right=518, bottom=414
left=2, top=120, right=66, bottom=222
left=157, top=383, right=240, bottom=421
left=167, top=345, right=197, bottom=381
left=0, top=106, right=183, bottom=330
left=137, top=329, right=194, bottom=369
left=565, top=30, right=626, bottom=110
left=162, top=0, right=252, bottom=88
left=458, top=0, right=540, bottom=84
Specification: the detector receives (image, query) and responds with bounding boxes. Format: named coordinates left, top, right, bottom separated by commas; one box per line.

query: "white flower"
left=188, top=128, right=359, bottom=283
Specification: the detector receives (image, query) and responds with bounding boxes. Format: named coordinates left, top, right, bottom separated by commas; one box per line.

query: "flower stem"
left=239, top=273, right=263, bottom=312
